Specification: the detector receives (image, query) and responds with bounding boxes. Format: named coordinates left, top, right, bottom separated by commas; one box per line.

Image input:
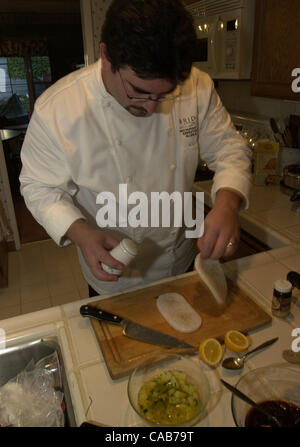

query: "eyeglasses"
left=118, top=70, right=180, bottom=103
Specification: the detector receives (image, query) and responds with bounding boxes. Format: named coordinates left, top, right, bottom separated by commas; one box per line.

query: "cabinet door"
left=251, top=0, right=300, bottom=100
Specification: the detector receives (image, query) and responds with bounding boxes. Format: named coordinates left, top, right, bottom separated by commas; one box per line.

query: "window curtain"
left=0, top=38, right=48, bottom=57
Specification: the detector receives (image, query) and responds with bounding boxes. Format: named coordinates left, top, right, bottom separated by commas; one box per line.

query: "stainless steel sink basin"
left=0, top=336, right=76, bottom=426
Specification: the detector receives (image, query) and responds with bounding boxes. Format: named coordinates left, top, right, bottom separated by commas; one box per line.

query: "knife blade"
left=80, top=304, right=196, bottom=350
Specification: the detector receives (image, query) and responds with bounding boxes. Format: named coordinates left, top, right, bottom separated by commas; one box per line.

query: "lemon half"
left=224, top=330, right=249, bottom=353
left=199, top=338, right=223, bottom=366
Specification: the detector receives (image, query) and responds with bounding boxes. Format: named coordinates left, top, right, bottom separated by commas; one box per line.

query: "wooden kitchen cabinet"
left=251, top=0, right=300, bottom=100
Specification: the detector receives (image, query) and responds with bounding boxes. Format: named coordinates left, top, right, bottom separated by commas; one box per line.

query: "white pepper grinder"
left=101, top=238, right=139, bottom=276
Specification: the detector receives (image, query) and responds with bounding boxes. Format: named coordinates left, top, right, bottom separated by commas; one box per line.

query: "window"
left=31, top=56, right=52, bottom=99
left=0, top=55, right=52, bottom=120
left=0, top=57, right=29, bottom=112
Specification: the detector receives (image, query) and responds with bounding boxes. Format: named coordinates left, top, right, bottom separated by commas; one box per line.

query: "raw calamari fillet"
left=194, top=254, right=227, bottom=308
left=156, top=292, right=202, bottom=333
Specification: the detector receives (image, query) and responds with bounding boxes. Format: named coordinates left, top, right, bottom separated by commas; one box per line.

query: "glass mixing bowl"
left=128, top=353, right=210, bottom=427
left=231, top=364, right=300, bottom=427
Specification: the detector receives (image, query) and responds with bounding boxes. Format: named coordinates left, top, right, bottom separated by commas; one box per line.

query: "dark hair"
left=101, top=0, right=197, bottom=82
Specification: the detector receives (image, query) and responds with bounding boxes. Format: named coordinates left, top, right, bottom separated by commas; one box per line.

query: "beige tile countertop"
left=0, top=181, right=299, bottom=427
left=193, top=180, right=300, bottom=248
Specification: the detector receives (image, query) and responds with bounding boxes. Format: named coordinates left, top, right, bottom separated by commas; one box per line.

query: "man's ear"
left=100, top=43, right=111, bottom=70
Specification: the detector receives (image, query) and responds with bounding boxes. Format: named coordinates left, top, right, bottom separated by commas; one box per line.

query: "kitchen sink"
left=0, top=336, right=76, bottom=427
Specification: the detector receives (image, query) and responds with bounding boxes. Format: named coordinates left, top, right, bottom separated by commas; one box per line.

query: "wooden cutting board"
left=88, top=272, right=271, bottom=379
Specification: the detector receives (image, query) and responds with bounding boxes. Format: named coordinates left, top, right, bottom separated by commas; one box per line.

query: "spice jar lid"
left=274, top=279, right=292, bottom=293
left=120, top=238, right=139, bottom=257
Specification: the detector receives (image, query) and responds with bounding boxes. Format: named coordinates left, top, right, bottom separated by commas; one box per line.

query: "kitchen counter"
left=0, top=181, right=300, bottom=427
left=193, top=180, right=300, bottom=248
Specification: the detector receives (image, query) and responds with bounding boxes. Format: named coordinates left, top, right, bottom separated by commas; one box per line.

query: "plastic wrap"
left=0, top=352, right=65, bottom=427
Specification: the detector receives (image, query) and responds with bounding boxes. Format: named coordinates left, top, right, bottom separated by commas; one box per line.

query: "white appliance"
left=186, top=0, right=256, bottom=79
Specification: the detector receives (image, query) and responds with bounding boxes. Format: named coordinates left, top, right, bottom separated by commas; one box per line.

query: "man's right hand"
left=66, top=219, right=123, bottom=281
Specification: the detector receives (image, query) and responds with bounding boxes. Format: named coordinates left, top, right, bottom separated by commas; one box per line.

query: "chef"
left=19, top=0, right=252, bottom=297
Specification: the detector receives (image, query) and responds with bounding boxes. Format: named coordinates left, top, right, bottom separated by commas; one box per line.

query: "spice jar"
left=272, top=279, right=292, bottom=318
left=101, top=238, right=138, bottom=276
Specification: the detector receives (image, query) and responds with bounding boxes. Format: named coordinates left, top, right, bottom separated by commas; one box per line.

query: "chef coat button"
left=170, top=163, right=176, bottom=170
left=116, top=139, right=122, bottom=146
left=106, top=101, right=111, bottom=108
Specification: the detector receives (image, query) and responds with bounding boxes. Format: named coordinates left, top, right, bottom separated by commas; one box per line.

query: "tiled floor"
left=0, top=239, right=89, bottom=320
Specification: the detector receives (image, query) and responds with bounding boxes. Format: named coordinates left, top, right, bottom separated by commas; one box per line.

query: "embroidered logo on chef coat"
left=179, top=115, right=198, bottom=139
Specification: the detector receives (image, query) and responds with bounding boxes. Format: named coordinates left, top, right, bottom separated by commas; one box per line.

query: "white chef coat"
left=20, top=59, right=252, bottom=295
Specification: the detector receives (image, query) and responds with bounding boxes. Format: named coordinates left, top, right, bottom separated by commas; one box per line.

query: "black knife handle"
left=80, top=305, right=123, bottom=324
left=287, top=271, right=300, bottom=290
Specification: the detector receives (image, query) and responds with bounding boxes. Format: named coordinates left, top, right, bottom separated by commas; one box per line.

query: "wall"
left=90, top=0, right=112, bottom=61
left=217, top=80, right=300, bottom=120
left=80, top=0, right=112, bottom=64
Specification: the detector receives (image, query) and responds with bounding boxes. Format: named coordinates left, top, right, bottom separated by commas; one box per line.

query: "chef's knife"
left=80, top=304, right=196, bottom=350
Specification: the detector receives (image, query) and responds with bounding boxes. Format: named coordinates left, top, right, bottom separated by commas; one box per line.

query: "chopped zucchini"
left=137, top=370, right=202, bottom=425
